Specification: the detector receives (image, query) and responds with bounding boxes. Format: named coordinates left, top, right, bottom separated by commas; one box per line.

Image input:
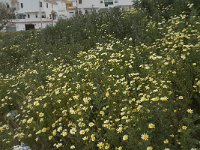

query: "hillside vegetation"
left=0, top=0, right=200, bottom=149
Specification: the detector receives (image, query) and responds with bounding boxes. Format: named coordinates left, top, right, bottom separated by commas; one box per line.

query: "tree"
left=0, top=2, right=15, bottom=31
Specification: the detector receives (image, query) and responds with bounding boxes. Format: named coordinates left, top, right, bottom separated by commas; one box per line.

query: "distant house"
left=0, top=0, right=133, bottom=32
left=76, top=0, right=133, bottom=14
left=0, top=0, right=76, bottom=31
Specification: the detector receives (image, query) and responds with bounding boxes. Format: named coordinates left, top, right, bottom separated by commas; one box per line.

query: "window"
left=100, top=0, right=103, bottom=3
left=46, top=3, right=48, bottom=8
left=36, top=14, right=38, bottom=18
left=28, top=14, right=30, bottom=18
left=6, top=3, right=10, bottom=8
left=21, top=3, right=23, bottom=8
left=104, top=0, right=113, bottom=6
left=17, top=14, right=26, bottom=19
left=42, top=15, right=46, bottom=18
left=40, top=2, right=42, bottom=7
left=79, top=0, right=82, bottom=4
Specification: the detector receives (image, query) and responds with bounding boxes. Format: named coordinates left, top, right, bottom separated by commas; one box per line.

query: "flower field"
left=0, top=2, right=200, bottom=150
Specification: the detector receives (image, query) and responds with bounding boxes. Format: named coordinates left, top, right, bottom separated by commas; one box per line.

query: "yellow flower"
left=117, top=126, right=123, bottom=133
left=116, top=146, right=123, bottom=150
left=196, top=80, right=200, bottom=87
left=33, top=101, right=39, bottom=106
left=136, top=105, right=143, bottom=111
left=151, top=97, right=159, bottom=102
left=82, top=136, right=88, bottom=141
left=61, top=131, right=67, bottom=137
left=187, top=109, right=193, bottom=114
left=39, top=112, right=44, bottom=117
left=54, top=143, right=62, bottom=148
left=52, top=129, right=57, bottom=136
left=148, top=123, right=155, bottom=129
left=182, top=126, right=187, bottom=130
left=83, top=97, right=89, bottom=104
left=91, top=134, right=96, bottom=141
left=141, top=96, right=147, bottom=102
left=43, top=103, right=47, bottom=108
left=192, top=63, right=197, bottom=66
left=178, top=96, right=183, bottom=100
left=48, top=136, right=53, bottom=141
left=97, top=142, right=104, bottom=149
left=181, top=54, right=186, bottom=60
left=105, top=143, right=110, bottom=149
left=141, top=133, right=149, bottom=141
left=89, top=122, right=95, bottom=127
left=0, top=127, right=4, bottom=132
left=123, top=135, right=128, bottom=141
left=27, top=117, right=33, bottom=124
left=164, top=139, right=169, bottom=144
left=70, top=127, right=77, bottom=134
left=106, top=91, right=110, bottom=97
left=160, top=96, right=168, bottom=101
left=70, top=145, right=75, bottom=149
left=42, top=128, right=47, bottom=133
left=79, top=130, right=85, bottom=135
left=22, top=119, right=27, bottom=124
left=100, top=111, right=105, bottom=116
left=147, top=146, right=153, bottom=150
left=170, top=134, right=175, bottom=138
left=57, top=126, right=62, bottom=132
left=36, top=130, right=41, bottom=135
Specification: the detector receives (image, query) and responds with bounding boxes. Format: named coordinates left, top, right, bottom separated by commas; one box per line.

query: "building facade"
left=76, top=0, right=133, bottom=14
left=0, top=0, right=76, bottom=31
left=0, top=0, right=133, bottom=32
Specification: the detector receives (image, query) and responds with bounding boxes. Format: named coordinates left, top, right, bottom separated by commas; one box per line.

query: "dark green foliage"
left=0, top=2, right=15, bottom=30
left=136, top=0, right=199, bottom=20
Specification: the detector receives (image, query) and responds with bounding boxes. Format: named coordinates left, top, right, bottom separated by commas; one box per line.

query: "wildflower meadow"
left=0, top=1, right=200, bottom=149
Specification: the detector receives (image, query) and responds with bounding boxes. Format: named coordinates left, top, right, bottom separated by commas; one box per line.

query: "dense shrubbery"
left=0, top=1, right=200, bottom=150
left=136, top=0, right=200, bottom=19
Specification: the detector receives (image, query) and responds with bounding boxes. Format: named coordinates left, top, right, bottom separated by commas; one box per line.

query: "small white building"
left=76, top=0, right=133, bottom=14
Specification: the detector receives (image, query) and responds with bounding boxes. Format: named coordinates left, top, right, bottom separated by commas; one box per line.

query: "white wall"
left=55, top=0, right=68, bottom=19
left=16, top=0, right=54, bottom=19
left=76, top=0, right=133, bottom=14
left=76, top=0, right=133, bottom=8
left=15, top=0, right=40, bottom=14
left=15, top=22, right=51, bottom=31
left=77, top=0, right=104, bottom=9
left=117, top=0, right=133, bottom=6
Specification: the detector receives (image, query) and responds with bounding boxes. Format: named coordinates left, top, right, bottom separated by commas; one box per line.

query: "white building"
left=0, top=0, right=133, bottom=32
left=0, top=0, right=76, bottom=31
left=76, top=0, right=133, bottom=14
